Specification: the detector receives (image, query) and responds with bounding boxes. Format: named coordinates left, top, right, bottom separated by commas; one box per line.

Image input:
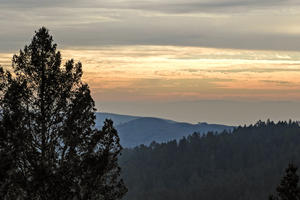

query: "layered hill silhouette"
left=95, top=113, right=234, bottom=147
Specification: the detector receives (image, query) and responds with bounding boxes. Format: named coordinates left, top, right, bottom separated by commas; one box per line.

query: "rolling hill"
left=95, top=113, right=234, bottom=147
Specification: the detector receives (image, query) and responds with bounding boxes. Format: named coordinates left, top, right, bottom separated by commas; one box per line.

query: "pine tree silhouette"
left=269, top=163, right=300, bottom=200
left=0, top=27, right=127, bottom=200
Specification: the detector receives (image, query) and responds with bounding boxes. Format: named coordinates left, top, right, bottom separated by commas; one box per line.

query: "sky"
left=1, top=0, right=300, bottom=125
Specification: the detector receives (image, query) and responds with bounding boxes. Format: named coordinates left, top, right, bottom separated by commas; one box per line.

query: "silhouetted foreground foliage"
left=120, top=120, right=300, bottom=200
left=269, top=163, right=300, bottom=200
left=0, top=28, right=127, bottom=200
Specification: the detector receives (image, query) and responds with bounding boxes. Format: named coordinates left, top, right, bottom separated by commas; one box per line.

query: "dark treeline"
left=119, top=120, right=300, bottom=200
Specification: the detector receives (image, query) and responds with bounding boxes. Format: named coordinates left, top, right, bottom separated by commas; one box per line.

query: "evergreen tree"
left=269, top=163, right=300, bottom=200
left=0, top=27, right=127, bottom=200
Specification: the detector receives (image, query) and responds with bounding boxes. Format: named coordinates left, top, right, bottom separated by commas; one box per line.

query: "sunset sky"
left=1, top=0, right=300, bottom=125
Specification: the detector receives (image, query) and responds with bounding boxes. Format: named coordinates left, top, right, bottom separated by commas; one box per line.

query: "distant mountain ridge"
left=95, top=112, right=234, bottom=147
left=95, top=112, right=141, bottom=126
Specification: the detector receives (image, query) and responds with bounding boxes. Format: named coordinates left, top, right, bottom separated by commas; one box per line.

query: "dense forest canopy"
left=120, top=120, right=300, bottom=200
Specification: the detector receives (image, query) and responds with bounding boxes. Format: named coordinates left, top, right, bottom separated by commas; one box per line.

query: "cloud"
left=1, top=0, right=300, bottom=51
left=2, top=46, right=300, bottom=105
left=116, top=0, right=289, bottom=14
left=2, top=0, right=290, bottom=14
left=260, top=80, right=292, bottom=85
left=189, top=67, right=300, bottom=73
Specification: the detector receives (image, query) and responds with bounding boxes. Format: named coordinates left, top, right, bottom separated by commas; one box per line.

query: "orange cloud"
left=2, top=46, right=300, bottom=102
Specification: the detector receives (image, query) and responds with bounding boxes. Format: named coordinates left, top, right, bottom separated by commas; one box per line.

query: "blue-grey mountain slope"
left=95, top=112, right=140, bottom=127
left=96, top=113, right=234, bottom=147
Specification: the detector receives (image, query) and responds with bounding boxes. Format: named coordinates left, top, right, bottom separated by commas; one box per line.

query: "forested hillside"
left=119, top=120, right=300, bottom=200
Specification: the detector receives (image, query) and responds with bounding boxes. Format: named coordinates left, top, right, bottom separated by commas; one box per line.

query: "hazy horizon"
left=96, top=100, right=300, bottom=126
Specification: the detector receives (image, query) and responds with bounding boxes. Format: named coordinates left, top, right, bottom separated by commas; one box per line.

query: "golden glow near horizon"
left=2, top=46, right=300, bottom=102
